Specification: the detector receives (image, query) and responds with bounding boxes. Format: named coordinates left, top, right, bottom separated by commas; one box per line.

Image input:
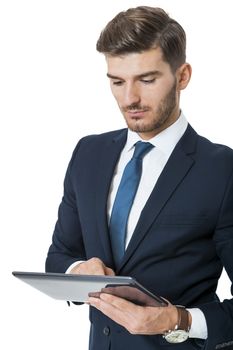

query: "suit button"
left=103, top=326, right=110, bottom=336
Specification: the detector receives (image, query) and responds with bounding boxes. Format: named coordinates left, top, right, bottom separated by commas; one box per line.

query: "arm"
left=45, top=141, right=114, bottom=276
left=198, top=168, right=233, bottom=349
left=45, top=142, right=86, bottom=273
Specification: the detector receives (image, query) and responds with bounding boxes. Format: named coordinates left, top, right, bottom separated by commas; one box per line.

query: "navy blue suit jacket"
left=46, top=125, right=233, bottom=350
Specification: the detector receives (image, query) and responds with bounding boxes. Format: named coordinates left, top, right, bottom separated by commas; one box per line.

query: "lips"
left=127, top=110, right=147, bottom=118
left=128, top=110, right=145, bottom=113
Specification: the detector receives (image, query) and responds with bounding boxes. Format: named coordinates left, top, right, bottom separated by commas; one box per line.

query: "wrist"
left=163, top=306, right=191, bottom=344
left=164, top=305, right=192, bottom=334
left=175, top=305, right=191, bottom=332
left=70, top=261, right=85, bottom=274
left=167, top=305, right=180, bottom=332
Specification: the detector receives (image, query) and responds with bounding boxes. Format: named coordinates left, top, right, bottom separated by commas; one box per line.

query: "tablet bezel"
left=12, top=271, right=168, bottom=306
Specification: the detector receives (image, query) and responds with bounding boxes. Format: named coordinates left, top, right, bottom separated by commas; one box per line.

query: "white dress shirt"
left=108, top=113, right=188, bottom=247
left=67, top=112, right=208, bottom=339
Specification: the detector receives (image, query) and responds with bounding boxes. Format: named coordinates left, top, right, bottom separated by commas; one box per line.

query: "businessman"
left=46, top=6, right=233, bottom=350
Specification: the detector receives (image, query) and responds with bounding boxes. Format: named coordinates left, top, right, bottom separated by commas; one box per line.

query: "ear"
left=176, top=63, right=192, bottom=90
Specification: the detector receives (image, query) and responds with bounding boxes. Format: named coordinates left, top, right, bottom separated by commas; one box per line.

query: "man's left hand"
left=88, top=293, right=179, bottom=335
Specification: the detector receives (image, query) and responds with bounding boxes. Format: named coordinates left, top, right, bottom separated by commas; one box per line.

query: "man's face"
left=106, top=48, right=182, bottom=139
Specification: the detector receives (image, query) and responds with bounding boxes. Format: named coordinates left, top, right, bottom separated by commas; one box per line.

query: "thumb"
left=104, top=266, right=115, bottom=276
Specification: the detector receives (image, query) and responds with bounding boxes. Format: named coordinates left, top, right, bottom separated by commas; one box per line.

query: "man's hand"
left=88, top=293, right=180, bottom=335
left=70, top=257, right=115, bottom=276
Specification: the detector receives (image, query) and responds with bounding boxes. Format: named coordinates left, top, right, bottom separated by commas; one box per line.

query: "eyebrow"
left=107, top=70, right=162, bottom=80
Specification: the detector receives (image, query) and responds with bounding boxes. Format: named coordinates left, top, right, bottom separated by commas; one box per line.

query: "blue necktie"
left=109, top=141, right=154, bottom=267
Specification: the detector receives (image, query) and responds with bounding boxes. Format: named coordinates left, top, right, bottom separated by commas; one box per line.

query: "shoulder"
left=79, top=128, right=127, bottom=146
left=185, top=124, right=233, bottom=158
left=76, top=128, right=127, bottom=152
left=197, top=133, right=233, bottom=160
left=69, top=128, right=127, bottom=165
left=193, top=129, right=233, bottom=176
left=182, top=124, right=233, bottom=176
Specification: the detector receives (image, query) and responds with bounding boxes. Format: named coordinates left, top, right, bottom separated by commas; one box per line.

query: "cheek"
left=142, top=84, right=171, bottom=107
left=141, top=90, right=160, bottom=108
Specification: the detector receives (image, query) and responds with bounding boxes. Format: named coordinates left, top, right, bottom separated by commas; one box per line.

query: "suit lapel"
left=119, top=125, right=198, bottom=271
left=95, top=130, right=127, bottom=267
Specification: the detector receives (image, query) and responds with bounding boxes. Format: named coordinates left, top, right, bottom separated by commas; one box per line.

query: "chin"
left=127, top=121, right=158, bottom=134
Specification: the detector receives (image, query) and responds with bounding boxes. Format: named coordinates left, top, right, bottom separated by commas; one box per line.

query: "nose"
left=124, top=83, right=141, bottom=107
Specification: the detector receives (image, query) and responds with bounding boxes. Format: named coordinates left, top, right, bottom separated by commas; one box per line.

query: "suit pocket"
left=159, top=214, right=207, bottom=227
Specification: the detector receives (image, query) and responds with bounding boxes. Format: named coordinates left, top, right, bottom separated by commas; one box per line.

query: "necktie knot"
left=133, top=141, right=154, bottom=160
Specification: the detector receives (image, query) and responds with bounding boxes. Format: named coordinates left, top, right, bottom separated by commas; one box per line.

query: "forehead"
left=105, top=47, right=171, bottom=78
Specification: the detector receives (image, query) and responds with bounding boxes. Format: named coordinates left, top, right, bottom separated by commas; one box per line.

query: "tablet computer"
left=12, top=271, right=168, bottom=307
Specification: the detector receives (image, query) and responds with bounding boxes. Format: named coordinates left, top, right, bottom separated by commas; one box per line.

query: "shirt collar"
left=125, top=111, right=188, bottom=157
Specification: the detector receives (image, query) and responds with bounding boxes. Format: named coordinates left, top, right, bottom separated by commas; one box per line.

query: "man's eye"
left=112, top=81, right=124, bottom=86
left=141, top=78, right=156, bottom=84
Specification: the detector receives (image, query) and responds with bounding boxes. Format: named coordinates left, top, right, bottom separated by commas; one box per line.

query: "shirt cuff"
left=187, top=308, right=208, bottom=339
left=65, top=260, right=85, bottom=274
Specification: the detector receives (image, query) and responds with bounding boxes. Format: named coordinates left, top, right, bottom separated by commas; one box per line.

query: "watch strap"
left=176, top=306, right=190, bottom=332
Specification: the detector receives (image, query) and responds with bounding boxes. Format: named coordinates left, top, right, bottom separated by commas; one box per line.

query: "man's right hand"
left=70, top=257, right=115, bottom=276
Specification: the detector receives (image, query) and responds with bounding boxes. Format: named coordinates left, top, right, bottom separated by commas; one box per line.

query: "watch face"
left=164, top=330, right=189, bottom=343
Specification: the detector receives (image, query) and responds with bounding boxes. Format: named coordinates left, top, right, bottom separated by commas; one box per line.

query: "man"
left=46, top=6, right=233, bottom=350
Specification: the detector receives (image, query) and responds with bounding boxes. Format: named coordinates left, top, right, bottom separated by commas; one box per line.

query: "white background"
left=1, top=0, right=233, bottom=349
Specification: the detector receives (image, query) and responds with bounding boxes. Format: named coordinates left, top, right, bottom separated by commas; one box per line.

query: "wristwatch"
left=163, top=305, right=190, bottom=343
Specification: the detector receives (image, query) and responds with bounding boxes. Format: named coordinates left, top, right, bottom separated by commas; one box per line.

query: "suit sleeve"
left=199, top=168, right=233, bottom=349
left=45, top=140, right=86, bottom=273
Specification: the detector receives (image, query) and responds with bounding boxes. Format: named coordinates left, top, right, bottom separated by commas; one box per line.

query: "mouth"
left=126, top=110, right=148, bottom=118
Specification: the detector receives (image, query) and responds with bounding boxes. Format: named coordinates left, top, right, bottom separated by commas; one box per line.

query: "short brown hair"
left=96, top=6, right=186, bottom=72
